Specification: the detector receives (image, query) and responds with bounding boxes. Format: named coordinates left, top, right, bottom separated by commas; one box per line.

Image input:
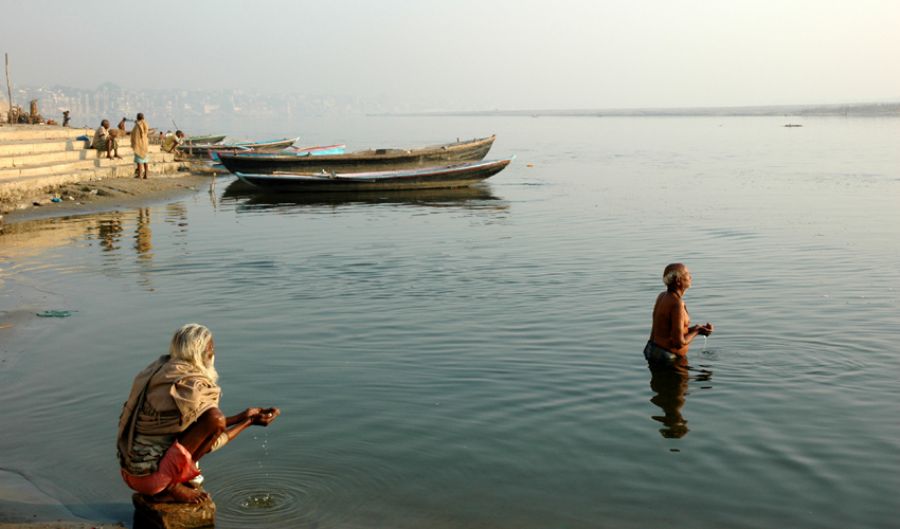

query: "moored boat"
left=218, top=135, right=496, bottom=174
left=183, top=134, right=227, bottom=145
left=231, top=136, right=300, bottom=151
left=235, top=158, right=511, bottom=192
left=179, top=137, right=300, bottom=157
left=210, top=144, right=346, bottom=163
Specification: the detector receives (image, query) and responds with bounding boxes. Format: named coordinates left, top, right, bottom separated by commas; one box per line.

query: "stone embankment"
left=0, top=124, right=186, bottom=212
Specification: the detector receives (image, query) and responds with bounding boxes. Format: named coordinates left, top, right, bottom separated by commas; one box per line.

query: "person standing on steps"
left=130, top=112, right=150, bottom=179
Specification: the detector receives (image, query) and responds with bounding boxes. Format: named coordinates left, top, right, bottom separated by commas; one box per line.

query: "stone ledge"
left=0, top=124, right=92, bottom=142
left=0, top=138, right=91, bottom=157
left=132, top=493, right=215, bottom=529
left=0, top=152, right=176, bottom=180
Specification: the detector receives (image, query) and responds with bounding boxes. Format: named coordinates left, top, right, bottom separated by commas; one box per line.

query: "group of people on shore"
left=116, top=263, right=712, bottom=504
left=91, top=113, right=183, bottom=179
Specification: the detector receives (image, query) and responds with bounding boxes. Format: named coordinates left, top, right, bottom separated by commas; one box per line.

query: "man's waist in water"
left=646, top=340, right=686, bottom=356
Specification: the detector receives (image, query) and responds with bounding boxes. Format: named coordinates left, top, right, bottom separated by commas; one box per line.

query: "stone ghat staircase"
left=0, top=124, right=186, bottom=202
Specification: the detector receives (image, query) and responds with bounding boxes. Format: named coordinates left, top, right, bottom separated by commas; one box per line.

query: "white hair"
left=663, top=264, right=687, bottom=288
left=169, top=323, right=218, bottom=382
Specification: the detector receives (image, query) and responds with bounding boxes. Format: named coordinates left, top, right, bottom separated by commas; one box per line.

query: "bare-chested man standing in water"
left=645, top=263, right=714, bottom=367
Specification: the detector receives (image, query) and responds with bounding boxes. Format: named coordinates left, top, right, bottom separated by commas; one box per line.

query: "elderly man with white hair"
left=644, top=263, right=714, bottom=368
left=117, top=323, right=280, bottom=503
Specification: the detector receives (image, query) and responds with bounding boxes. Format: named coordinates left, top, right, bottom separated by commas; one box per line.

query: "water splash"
left=241, top=492, right=278, bottom=510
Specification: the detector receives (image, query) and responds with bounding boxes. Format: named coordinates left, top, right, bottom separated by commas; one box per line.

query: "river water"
left=1, top=116, right=898, bottom=528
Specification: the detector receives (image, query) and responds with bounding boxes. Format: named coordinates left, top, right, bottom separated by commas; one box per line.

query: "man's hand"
left=250, top=407, right=281, bottom=426
left=697, top=323, right=714, bottom=336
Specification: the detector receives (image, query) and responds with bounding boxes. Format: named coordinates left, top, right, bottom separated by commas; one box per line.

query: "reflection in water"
left=647, top=358, right=712, bottom=439
left=134, top=208, right=153, bottom=258
left=0, top=205, right=170, bottom=292
left=165, top=202, right=189, bottom=229
left=164, top=203, right=189, bottom=253
left=221, top=178, right=508, bottom=213
left=97, top=216, right=124, bottom=252
left=133, top=208, right=156, bottom=292
left=209, top=178, right=219, bottom=210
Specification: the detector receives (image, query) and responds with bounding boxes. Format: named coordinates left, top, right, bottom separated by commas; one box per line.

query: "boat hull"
left=235, top=159, right=510, bottom=192
left=232, top=137, right=299, bottom=151
left=219, top=135, right=495, bottom=174
left=184, top=134, right=226, bottom=145
left=179, top=137, right=301, bottom=158
left=210, top=144, right=346, bottom=163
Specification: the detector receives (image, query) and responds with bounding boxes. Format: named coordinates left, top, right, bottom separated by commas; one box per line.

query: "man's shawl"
left=130, top=119, right=150, bottom=157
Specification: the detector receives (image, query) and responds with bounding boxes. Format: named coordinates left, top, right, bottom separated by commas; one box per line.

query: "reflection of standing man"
left=647, top=353, right=713, bottom=439
left=649, top=368, right=690, bottom=438
left=131, top=113, right=150, bottom=179
left=135, top=208, right=153, bottom=257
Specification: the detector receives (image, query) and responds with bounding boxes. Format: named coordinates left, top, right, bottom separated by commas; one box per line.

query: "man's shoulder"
left=655, top=291, right=683, bottom=310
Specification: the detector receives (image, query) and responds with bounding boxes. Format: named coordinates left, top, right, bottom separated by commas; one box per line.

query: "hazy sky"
left=4, top=0, right=899, bottom=109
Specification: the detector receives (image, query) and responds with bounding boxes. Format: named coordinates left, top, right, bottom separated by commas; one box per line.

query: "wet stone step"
left=132, top=492, right=216, bottom=529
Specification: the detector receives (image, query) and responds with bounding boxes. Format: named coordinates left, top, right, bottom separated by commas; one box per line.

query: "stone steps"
left=0, top=124, right=186, bottom=203
left=2, top=143, right=172, bottom=168
left=0, top=150, right=175, bottom=179
left=0, top=124, right=91, bottom=142
left=0, top=144, right=145, bottom=169
left=0, top=137, right=90, bottom=157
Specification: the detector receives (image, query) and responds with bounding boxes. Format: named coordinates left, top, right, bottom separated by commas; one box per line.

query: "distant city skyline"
left=4, top=0, right=899, bottom=112
left=5, top=82, right=897, bottom=132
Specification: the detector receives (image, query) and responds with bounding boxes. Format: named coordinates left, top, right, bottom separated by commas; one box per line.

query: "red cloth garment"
left=121, top=440, right=200, bottom=496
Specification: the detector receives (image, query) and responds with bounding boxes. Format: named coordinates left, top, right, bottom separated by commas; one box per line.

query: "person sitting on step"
left=116, top=323, right=280, bottom=503
left=91, top=119, right=121, bottom=159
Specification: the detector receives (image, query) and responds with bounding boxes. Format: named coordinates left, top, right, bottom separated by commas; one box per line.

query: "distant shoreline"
left=372, top=102, right=900, bottom=118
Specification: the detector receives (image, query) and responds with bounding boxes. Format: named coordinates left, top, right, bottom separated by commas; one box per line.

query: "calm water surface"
left=1, top=116, right=898, bottom=528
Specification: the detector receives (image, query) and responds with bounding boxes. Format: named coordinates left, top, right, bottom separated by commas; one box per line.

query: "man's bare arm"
left=220, top=407, right=281, bottom=444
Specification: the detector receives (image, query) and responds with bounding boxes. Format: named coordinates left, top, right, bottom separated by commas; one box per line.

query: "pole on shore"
left=5, top=53, right=13, bottom=121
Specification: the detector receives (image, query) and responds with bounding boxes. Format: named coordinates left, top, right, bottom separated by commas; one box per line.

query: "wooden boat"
left=184, top=134, right=227, bottom=145
left=218, top=135, right=496, bottom=174
left=235, top=158, right=511, bottom=192
left=178, top=144, right=248, bottom=158
left=210, top=144, right=346, bottom=163
left=230, top=136, right=299, bottom=151
left=179, top=137, right=300, bottom=158
left=285, top=143, right=346, bottom=155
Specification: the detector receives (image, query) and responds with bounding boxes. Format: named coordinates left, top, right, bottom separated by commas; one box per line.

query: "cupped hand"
left=252, top=407, right=281, bottom=426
